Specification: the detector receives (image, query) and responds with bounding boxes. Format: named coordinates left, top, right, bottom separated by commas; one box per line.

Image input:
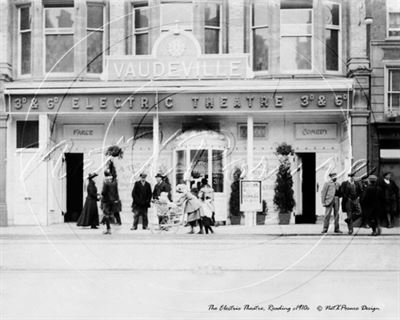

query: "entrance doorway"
left=296, top=153, right=316, bottom=224
left=64, top=153, right=83, bottom=222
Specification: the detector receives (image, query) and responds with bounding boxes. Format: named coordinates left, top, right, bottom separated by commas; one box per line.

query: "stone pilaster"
left=0, top=87, right=8, bottom=226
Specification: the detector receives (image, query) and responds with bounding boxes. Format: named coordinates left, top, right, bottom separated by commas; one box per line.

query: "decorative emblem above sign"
left=104, top=30, right=252, bottom=80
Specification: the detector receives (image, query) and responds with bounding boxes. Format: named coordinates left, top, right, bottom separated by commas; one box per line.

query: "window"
left=325, top=3, right=340, bottom=71
left=387, top=0, right=400, bottom=37
left=238, top=124, right=268, bottom=139
left=387, top=68, right=400, bottom=113
left=133, top=124, right=153, bottom=139
left=133, top=2, right=150, bottom=55
left=86, top=3, right=104, bottom=73
left=17, top=121, right=39, bottom=149
left=251, top=0, right=269, bottom=71
left=204, top=3, right=221, bottom=54
left=280, top=0, right=313, bottom=72
left=44, top=6, right=75, bottom=73
left=19, top=6, right=31, bottom=75
left=161, top=1, right=192, bottom=32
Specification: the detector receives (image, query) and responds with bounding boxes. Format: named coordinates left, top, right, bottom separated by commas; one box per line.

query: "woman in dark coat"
left=361, top=175, right=383, bottom=236
left=77, top=173, right=99, bottom=229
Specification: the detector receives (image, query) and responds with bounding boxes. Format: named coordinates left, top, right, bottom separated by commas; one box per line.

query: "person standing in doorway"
left=379, top=172, right=399, bottom=228
left=131, top=173, right=152, bottom=230
left=101, top=170, right=120, bottom=235
left=321, top=173, right=342, bottom=234
left=340, top=172, right=362, bottom=235
left=77, top=173, right=100, bottom=229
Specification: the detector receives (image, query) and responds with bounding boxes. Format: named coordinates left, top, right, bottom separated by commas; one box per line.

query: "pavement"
left=1, top=219, right=399, bottom=238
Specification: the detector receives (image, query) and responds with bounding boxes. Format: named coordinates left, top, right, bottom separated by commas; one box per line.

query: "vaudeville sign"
left=240, top=180, right=262, bottom=212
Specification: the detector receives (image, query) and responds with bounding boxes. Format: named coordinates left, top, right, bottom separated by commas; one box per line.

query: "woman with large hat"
left=77, top=173, right=100, bottom=229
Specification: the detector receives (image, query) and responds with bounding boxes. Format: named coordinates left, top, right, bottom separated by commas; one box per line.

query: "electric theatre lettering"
left=10, top=93, right=349, bottom=112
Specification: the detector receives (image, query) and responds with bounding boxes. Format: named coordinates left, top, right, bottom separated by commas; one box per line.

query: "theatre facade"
left=0, top=0, right=370, bottom=226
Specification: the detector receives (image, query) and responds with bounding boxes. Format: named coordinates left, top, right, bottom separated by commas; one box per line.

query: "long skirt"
left=77, top=197, right=99, bottom=227
left=187, top=208, right=201, bottom=223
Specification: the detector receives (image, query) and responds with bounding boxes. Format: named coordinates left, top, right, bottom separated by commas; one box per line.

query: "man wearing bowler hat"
left=340, top=172, right=362, bottom=235
left=321, top=172, right=342, bottom=234
left=131, top=173, right=152, bottom=230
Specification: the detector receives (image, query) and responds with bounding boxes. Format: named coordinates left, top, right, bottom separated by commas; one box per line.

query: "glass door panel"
left=190, top=149, right=208, bottom=188
left=176, top=150, right=186, bottom=185
left=212, top=150, right=224, bottom=192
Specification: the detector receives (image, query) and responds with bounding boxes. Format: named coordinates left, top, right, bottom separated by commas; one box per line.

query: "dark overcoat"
left=340, top=180, right=362, bottom=213
left=361, top=183, right=384, bottom=224
left=101, top=178, right=120, bottom=216
left=77, top=180, right=99, bottom=226
left=152, top=181, right=171, bottom=200
left=132, top=181, right=152, bottom=209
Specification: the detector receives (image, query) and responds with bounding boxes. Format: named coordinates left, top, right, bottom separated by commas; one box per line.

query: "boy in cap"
left=321, top=172, right=342, bottom=234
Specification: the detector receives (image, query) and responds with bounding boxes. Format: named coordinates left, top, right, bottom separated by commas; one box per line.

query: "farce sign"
left=8, top=92, right=350, bottom=113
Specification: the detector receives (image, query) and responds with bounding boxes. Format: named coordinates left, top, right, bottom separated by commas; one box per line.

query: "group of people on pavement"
left=77, top=167, right=216, bottom=235
left=321, top=171, right=399, bottom=236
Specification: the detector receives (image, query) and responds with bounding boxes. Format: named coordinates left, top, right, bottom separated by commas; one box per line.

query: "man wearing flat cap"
left=340, top=172, right=362, bottom=235
left=321, top=173, right=342, bottom=234
left=131, top=173, right=152, bottom=230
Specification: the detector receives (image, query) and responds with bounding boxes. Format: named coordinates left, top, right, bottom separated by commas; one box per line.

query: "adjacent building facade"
left=0, top=0, right=372, bottom=226
left=369, top=0, right=400, bottom=191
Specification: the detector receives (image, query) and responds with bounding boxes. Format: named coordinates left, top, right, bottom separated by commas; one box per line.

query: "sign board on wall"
left=105, top=30, right=251, bottom=80
left=240, top=180, right=262, bottom=212
left=295, top=123, right=338, bottom=140
left=63, top=124, right=104, bottom=140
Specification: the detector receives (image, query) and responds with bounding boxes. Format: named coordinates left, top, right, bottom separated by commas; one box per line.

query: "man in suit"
left=321, top=172, right=342, bottom=234
left=131, top=173, right=152, bottom=230
left=340, top=172, right=362, bottom=235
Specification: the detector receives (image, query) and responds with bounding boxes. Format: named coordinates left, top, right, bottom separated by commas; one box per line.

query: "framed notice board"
left=240, top=180, right=262, bottom=211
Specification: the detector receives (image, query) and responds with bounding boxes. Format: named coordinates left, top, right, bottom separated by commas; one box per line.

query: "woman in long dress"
left=176, top=184, right=204, bottom=234
left=77, top=173, right=99, bottom=229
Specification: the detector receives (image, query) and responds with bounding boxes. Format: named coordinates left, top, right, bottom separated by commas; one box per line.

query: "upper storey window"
left=387, top=0, right=400, bottom=37
left=18, top=6, right=31, bottom=75
left=44, top=5, right=75, bottom=73
left=86, top=3, right=104, bottom=73
left=324, top=3, right=341, bottom=72
left=161, top=1, right=193, bottom=32
left=133, top=2, right=150, bottom=55
left=280, top=0, right=313, bottom=72
left=251, top=0, right=269, bottom=71
left=204, top=3, right=221, bottom=54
